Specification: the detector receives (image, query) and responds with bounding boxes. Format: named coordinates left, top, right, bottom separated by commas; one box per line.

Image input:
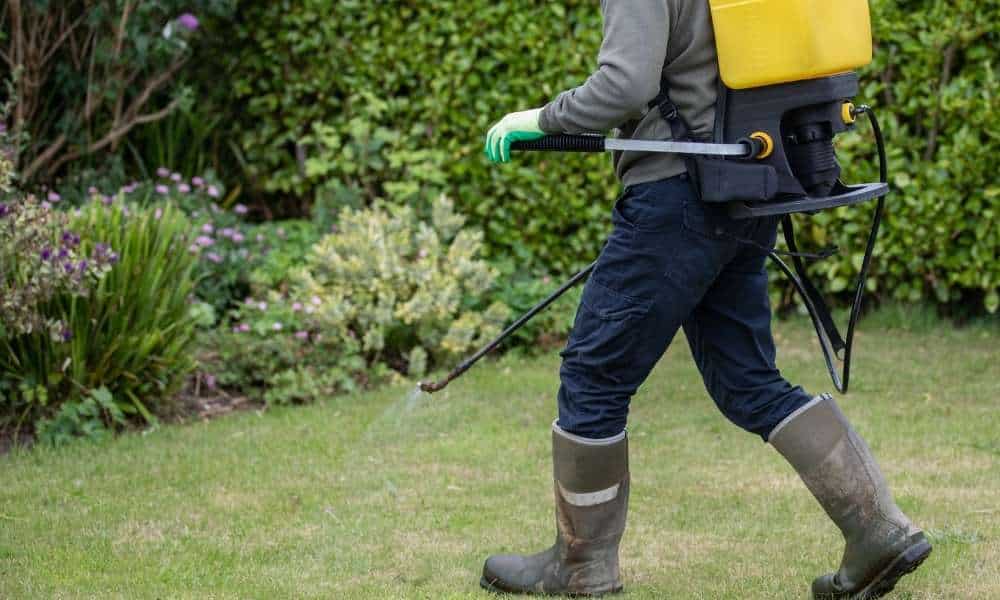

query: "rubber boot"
left=769, top=394, right=932, bottom=600
left=480, top=422, right=628, bottom=596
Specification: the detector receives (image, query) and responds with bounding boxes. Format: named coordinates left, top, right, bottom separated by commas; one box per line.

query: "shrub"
left=1, top=201, right=200, bottom=437
left=205, top=196, right=510, bottom=404
left=0, top=197, right=116, bottom=344
left=222, top=0, right=998, bottom=314
left=2, top=1, right=235, bottom=183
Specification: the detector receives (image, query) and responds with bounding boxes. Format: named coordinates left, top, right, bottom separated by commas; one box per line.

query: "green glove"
left=484, top=108, right=545, bottom=163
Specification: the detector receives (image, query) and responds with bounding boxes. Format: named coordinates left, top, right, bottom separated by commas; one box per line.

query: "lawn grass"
left=1, top=316, right=997, bottom=598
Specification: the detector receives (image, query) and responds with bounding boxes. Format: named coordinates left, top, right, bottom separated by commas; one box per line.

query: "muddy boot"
left=770, top=394, right=932, bottom=599
left=481, top=422, right=628, bottom=596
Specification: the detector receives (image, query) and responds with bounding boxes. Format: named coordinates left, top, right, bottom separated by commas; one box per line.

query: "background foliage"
left=219, top=0, right=998, bottom=313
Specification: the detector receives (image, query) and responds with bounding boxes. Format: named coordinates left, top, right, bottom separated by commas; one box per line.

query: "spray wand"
left=419, top=259, right=596, bottom=394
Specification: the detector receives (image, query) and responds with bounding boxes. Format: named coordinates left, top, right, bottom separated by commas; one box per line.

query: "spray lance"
left=423, top=0, right=890, bottom=395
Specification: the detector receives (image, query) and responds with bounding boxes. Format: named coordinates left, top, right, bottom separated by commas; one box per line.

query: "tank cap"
left=842, top=102, right=857, bottom=124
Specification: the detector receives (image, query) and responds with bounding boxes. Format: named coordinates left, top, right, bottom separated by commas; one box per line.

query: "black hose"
left=768, top=106, right=887, bottom=393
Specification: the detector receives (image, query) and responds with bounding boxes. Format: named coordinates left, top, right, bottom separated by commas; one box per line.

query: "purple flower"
left=295, top=331, right=309, bottom=341
left=58, top=247, right=69, bottom=259
left=205, top=252, right=223, bottom=264
left=40, top=247, right=52, bottom=261
left=102, top=195, right=114, bottom=206
left=177, top=13, right=200, bottom=32
left=154, top=207, right=163, bottom=220
left=192, top=177, right=205, bottom=188
left=219, top=227, right=235, bottom=239
left=232, top=233, right=245, bottom=244
left=171, top=172, right=183, bottom=182
left=41, top=201, right=52, bottom=210
left=155, top=184, right=170, bottom=195
left=61, top=328, right=73, bottom=342
left=157, top=167, right=170, bottom=178
left=292, top=302, right=303, bottom=312
left=311, top=296, right=322, bottom=306
left=0, top=203, right=8, bottom=218
left=47, top=191, right=61, bottom=203
left=188, top=244, right=200, bottom=254
left=234, top=204, right=248, bottom=215
left=201, top=223, right=215, bottom=234
left=239, top=323, right=251, bottom=333
left=108, top=252, right=119, bottom=264
left=178, top=183, right=191, bottom=194
left=196, top=236, right=214, bottom=247
left=62, top=231, right=81, bottom=247
left=207, top=185, right=221, bottom=199
left=77, top=259, right=89, bottom=272
left=63, top=262, right=75, bottom=274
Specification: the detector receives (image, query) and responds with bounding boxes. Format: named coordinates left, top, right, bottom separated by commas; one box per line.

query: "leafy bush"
left=1, top=201, right=200, bottom=437
left=222, top=0, right=998, bottom=313
left=205, top=196, right=510, bottom=404
left=2, top=1, right=235, bottom=183
left=0, top=197, right=116, bottom=343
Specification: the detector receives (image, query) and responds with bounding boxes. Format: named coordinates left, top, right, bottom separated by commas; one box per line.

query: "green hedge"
left=223, top=0, right=998, bottom=313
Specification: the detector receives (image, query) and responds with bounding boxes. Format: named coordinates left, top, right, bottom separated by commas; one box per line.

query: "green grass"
left=1, top=317, right=997, bottom=598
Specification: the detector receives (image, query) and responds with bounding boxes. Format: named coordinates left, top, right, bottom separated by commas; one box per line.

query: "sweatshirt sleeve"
left=538, top=1, right=670, bottom=134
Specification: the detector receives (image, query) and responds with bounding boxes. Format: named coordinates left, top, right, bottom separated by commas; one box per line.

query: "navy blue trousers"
left=557, top=175, right=812, bottom=441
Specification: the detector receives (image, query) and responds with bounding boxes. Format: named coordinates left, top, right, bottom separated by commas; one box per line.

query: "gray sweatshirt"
left=538, top=0, right=720, bottom=187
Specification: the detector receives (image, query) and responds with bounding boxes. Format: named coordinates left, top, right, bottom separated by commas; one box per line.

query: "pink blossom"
left=88, top=186, right=99, bottom=196
left=170, top=172, right=183, bottom=182
left=292, top=302, right=303, bottom=312
left=177, top=13, right=199, bottom=31
left=239, top=323, right=251, bottom=333
left=41, top=201, right=52, bottom=210
left=258, top=301, right=268, bottom=311
left=196, top=235, right=214, bottom=247
left=155, top=184, right=170, bottom=195
left=311, top=296, right=322, bottom=306
left=47, top=191, right=61, bottom=203
left=201, top=223, right=215, bottom=234
left=102, top=195, right=114, bottom=206
left=204, top=374, right=217, bottom=389
left=188, top=244, right=200, bottom=254
left=232, top=233, right=245, bottom=244
left=154, top=208, right=163, bottom=220
left=178, top=183, right=191, bottom=194
left=295, top=331, right=309, bottom=340
left=156, top=167, right=170, bottom=178
left=207, top=185, right=221, bottom=198
left=192, top=177, right=205, bottom=188
left=205, top=252, right=223, bottom=264
left=234, top=204, right=248, bottom=215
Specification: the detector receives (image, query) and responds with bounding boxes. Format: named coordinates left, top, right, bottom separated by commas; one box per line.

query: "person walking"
left=480, top=2, right=931, bottom=598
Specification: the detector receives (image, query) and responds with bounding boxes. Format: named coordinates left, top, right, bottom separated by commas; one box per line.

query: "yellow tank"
left=709, top=0, right=874, bottom=90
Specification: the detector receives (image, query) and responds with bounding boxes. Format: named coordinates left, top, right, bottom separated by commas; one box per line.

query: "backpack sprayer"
left=421, top=0, right=887, bottom=395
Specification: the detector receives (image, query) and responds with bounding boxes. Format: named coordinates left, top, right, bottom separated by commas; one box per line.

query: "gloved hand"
left=484, top=108, right=545, bottom=163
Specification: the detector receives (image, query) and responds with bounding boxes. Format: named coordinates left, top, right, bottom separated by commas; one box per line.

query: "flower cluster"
left=1, top=197, right=116, bottom=341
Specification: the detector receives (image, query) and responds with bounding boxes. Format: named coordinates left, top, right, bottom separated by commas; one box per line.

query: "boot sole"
left=848, top=538, right=933, bottom=600
left=479, top=575, right=623, bottom=597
